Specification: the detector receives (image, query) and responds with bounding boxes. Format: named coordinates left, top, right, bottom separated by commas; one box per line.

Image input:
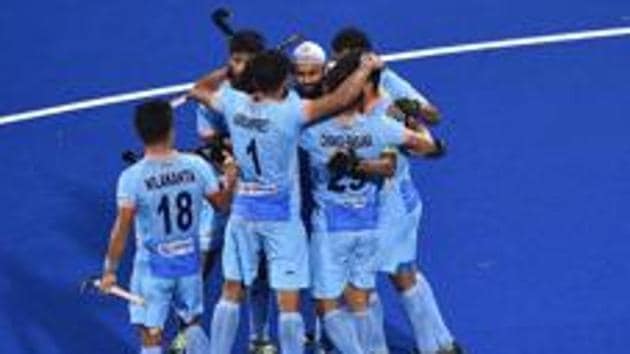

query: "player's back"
left=301, top=112, right=405, bottom=232
left=118, top=152, right=216, bottom=276
left=221, top=87, right=304, bottom=221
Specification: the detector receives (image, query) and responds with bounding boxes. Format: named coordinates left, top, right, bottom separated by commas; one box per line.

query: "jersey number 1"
left=246, top=138, right=262, bottom=176
left=157, top=191, right=193, bottom=234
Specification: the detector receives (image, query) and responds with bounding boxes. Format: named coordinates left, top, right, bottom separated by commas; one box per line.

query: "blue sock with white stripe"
left=210, top=299, right=240, bottom=354
left=416, top=272, right=454, bottom=349
left=323, top=309, right=363, bottom=354
left=368, top=292, right=389, bottom=354
left=279, top=312, right=305, bottom=354
left=184, top=324, right=210, bottom=354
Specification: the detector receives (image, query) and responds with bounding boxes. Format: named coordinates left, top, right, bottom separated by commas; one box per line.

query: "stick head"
left=211, top=8, right=235, bottom=37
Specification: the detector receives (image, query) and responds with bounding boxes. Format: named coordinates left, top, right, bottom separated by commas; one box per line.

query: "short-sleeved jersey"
left=300, top=112, right=406, bottom=233
left=116, top=153, right=220, bottom=275
left=380, top=68, right=429, bottom=106
left=368, top=97, right=422, bottom=215
left=213, top=85, right=306, bottom=221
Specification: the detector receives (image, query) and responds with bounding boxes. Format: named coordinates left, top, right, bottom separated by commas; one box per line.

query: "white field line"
left=2, top=26, right=630, bottom=126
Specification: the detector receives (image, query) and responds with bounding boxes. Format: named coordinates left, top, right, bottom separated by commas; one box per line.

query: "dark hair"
left=229, top=29, right=266, bottom=54
left=323, top=50, right=380, bottom=93
left=250, top=50, right=291, bottom=94
left=134, top=100, right=173, bottom=145
left=331, top=27, right=373, bottom=54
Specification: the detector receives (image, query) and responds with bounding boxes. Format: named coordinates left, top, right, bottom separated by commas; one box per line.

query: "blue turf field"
left=2, top=0, right=630, bottom=353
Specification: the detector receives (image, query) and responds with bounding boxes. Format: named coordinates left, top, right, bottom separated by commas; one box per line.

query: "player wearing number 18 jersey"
left=99, top=100, right=236, bottom=354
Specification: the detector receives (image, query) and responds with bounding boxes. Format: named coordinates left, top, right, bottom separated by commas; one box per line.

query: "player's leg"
left=129, top=265, right=174, bottom=354
left=388, top=206, right=457, bottom=353
left=365, top=289, right=388, bottom=354
left=138, top=326, right=164, bottom=354
left=248, top=254, right=273, bottom=352
left=347, top=231, right=382, bottom=354
left=311, top=230, right=363, bottom=354
left=263, top=221, right=310, bottom=354
left=174, top=274, right=209, bottom=354
left=209, top=217, right=257, bottom=354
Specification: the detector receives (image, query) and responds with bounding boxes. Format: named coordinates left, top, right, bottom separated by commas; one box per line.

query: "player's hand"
left=99, top=272, right=117, bottom=293
left=360, top=52, right=384, bottom=71
left=420, top=103, right=441, bottom=125
left=222, top=153, right=239, bottom=184
left=328, top=149, right=360, bottom=176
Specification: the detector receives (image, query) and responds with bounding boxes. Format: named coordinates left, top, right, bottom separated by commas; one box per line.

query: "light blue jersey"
left=369, top=97, right=423, bottom=273
left=300, top=112, right=406, bottom=298
left=380, top=68, right=429, bottom=105
left=300, top=113, right=406, bottom=233
left=117, top=152, right=219, bottom=326
left=212, top=85, right=310, bottom=289
left=214, top=85, right=305, bottom=221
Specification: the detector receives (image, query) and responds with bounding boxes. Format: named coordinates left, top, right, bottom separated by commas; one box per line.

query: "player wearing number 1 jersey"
left=189, top=49, right=383, bottom=354
left=99, top=100, right=237, bottom=354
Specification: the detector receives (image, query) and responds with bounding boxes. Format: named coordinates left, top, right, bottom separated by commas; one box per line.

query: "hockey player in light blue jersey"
left=189, top=49, right=384, bottom=354
left=99, top=100, right=237, bottom=354
left=301, top=51, right=443, bottom=354
left=331, top=28, right=462, bottom=354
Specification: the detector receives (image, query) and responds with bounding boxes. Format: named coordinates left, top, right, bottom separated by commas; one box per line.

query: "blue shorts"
left=199, top=201, right=227, bottom=252
left=222, top=215, right=309, bottom=290
left=129, top=261, right=203, bottom=328
left=378, top=204, right=422, bottom=274
left=310, top=228, right=380, bottom=299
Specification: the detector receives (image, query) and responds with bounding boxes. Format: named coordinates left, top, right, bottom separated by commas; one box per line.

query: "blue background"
left=1, top=0, right=630, bottom=353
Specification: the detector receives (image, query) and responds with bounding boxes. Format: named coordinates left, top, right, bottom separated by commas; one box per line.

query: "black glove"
left=327, top=148, right=362, bottom=178
left=392, top=98, right=434, bottom=128
left=121, top=150, right=140, bottom=165
left=195, top=136, right=230, bottom=166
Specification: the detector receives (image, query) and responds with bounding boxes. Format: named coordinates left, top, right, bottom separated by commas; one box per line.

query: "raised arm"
left=99, top=206, right=135, bottom=291
left=382, top=69, right=441, bottom=124
left=302, top=53, right=383, bottom=122
left=188, top=67, right=230, bottom=110
left=206, top=156, right=238, bottom=213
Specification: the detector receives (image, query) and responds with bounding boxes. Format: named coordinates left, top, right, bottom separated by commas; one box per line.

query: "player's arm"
left=328, top=149, right=396, bottom=179
left=205, top=157, right=238, bottom=213
left=188, top=67, right=230, bottom=111
left=355, top=151, right=397, bottom=178
left=302, top=53, right=383, bottom=122
left=99, top=206, right=135, bottom=291
left=382, top=69, right=441, bottom=124
left=402, top=124, right=445, bottom=157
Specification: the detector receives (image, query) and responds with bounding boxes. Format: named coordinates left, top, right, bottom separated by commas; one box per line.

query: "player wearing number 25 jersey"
left=100, top=100, right=236, bottom=354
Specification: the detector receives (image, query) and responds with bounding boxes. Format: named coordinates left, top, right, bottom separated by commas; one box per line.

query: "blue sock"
left=352, top=310, right=371, bottom=354
left=368, top=293, right=389, bottom=354
left=140, top=347, right=161, bottom=354
left=401, top=283, right=440, bottom=353
left=184, top=324, right=210, bottom=354
left=279, top=312, right=305, bottom=354
left=210, top=299, right=240, bottom=354
left=323, top=309, right=363, bottom=354
left=416, top=272, right=454, bottom=349
left=248, top=277, right=271, bottom=342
